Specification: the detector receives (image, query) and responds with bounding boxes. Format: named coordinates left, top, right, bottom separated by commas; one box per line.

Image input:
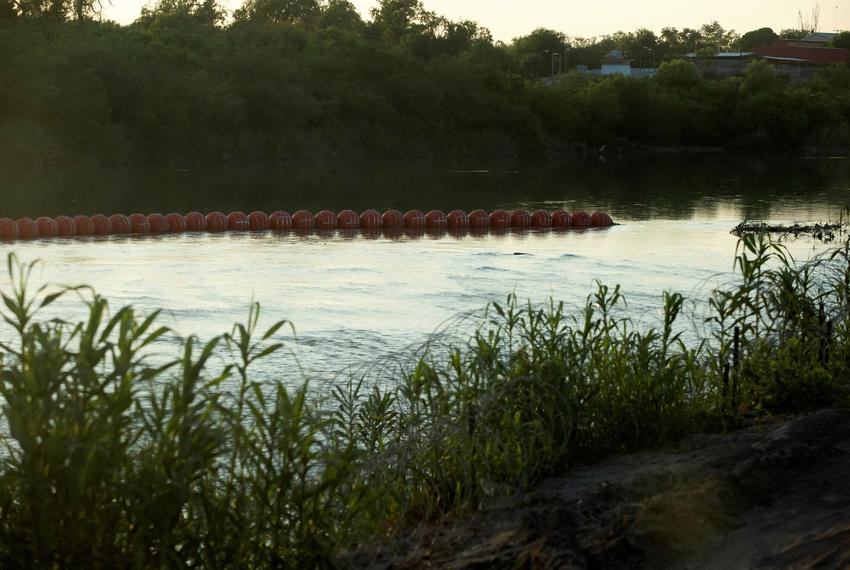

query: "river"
left=1, top=155, right=847, bottom=392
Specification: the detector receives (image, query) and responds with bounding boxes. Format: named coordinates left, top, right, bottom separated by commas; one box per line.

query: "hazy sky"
left=104, top=0, right=849, bottom=41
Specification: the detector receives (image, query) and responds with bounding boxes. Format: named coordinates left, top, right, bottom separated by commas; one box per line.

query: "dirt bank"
left=347, top=409, right=850, bottom=569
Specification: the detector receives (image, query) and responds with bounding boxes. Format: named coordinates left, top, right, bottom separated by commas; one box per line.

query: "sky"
left=103, top=0, right=849, bottom=42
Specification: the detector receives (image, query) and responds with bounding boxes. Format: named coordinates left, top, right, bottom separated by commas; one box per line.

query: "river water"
left=1, top=155, right=847, bottom=391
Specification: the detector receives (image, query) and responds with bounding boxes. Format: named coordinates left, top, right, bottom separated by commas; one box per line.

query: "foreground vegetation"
left=2, top=1, right=850, bottom=167
left=0, top=234, right=847, bottom=567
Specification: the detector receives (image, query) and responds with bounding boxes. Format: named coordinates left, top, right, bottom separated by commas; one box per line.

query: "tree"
left=831, top=31, right=850, bottom=49
left=369, top=0, right=436, bottom=44
left=654, top=59, right=701, bottom=89
left=141, top=0, right=224, bottom=25
left=798, top=4, right=820, bottom=34
left=699, top=21, right=739, bottom=52
left=780, top=28, right=807, bottom=39
left=316, top=0, right=363, bottom=30
left=510, top=28, right=569, bottom=77
left=738, top=27, right=778, bottom=50
left=234, top=0, right=320, bottom=24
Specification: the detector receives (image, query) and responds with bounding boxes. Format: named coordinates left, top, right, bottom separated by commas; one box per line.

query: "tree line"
left=1, top=0, right=849, bottom=167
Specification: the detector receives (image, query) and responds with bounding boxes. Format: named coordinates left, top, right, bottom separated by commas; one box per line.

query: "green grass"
left=0, top=233, right=848, bottom=567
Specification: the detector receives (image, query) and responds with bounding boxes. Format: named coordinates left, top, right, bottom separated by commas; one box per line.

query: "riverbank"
left=347, top=409, right=850, bottom=569
left=0, top=231, right=847, bottom=567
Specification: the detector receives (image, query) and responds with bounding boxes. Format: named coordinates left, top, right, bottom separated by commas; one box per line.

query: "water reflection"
left=1, top=155, right=848, bottom=222
left=0, top=156, right=847, bottom=388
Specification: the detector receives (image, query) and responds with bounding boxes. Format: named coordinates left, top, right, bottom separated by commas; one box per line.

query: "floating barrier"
left=36, top=216, right=58, bottom=237
left=382, top=209, right=403, bottom=228
left=490, top=210, right=511, bottom=229
left=269, top=210, right=291, bottom=230
left=185, top=212, right=207, bottom=232
left=447, top=210, right=468, bottom=228
left=360, top=209, right=382, bottom=229
left=92, top=214, right=112, bottom=235
left=227, top=211, right=250, bottom=231
left=337, top=209, right=359, bottom=230
left=0, top=208, right=615, bottom=241
left=17, top=218, right=37, bottom=240
left=531, top=210, right=551, bottom=227
left=110, top=214, right=131, bottom=234
left=314, top=210, right=337, bottom=230
left=147, top=213, right=168, bottom=233
left=468, top=209, right=489, bottom=228
left=551, top=210, right=572, bottom=228
left=425, top=210, right=448, bottom=229
left=572, top=211, right=592, bottom=227
left=206, top=211, right=228, bottom=232
left=248, top=211, right=269, bottom=231
left=0, top=218, right=19, bottom=240
left=74, top=215, right=94, bottom=236
left=404, top=210, right=426, bottom=229
left=166, top=213, right=186, bottom=233
left=291, top=210, right=315, bottom=230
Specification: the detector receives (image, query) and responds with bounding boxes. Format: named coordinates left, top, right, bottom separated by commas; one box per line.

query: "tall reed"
left=0, top=234, right=846, bottom=566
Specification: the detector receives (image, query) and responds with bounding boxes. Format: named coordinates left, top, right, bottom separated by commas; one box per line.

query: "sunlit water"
left=1, top=156, right=847, bottom=392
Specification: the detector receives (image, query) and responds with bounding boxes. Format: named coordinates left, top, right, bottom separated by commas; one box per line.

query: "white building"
left=600, top=50, right=632, bottom=76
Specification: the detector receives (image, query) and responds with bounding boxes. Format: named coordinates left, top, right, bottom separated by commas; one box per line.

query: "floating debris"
left=731, top=220, right=847, bottom=243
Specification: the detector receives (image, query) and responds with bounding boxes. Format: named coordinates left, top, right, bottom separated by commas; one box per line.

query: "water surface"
left=1, top=155, right=847, bottom=389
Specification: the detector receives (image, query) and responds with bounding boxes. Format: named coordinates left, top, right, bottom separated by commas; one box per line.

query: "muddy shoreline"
left=347, top=409, right=850, bottom=569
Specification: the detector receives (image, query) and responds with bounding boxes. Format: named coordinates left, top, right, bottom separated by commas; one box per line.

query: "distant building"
left=600, top=50, right=632, bottom=76
left=684, top=51, right=756, bottom=77
left=575, top=50, right=656, bottom=78
left=782, top=32, right=839, bottom=47
left=682, top=33, right=848, bottom=80
left=750, top=34, right=850, bottom=79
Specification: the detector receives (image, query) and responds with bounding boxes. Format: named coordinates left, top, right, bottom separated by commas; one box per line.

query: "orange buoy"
left=248, top=211, right=269, bottom=231
left=591, top=212, right=614, bottom=227
left=337, top=209, right=359, bottom=230
left=425, top=210, right=448, bottom=228
left=206, top=211, right=228, bottom=232
left=572, top=211, right=592, bottom=227
left=468, top=209, right=490, bottom=228
left=147, top=213, right=168, bottom=233
left=314, top=210, right=337, bottom=230
left=184, top=211, right=207, bottom=231
left=382, top=209, right=404, bottom=228
left=269, top=210, right=292, bottom=230
left=129, top=213, right=150, bottom=233
left=359, top=209, right=382, bottom=229
left=0, top=218, right=19, bottom=240
left=91, top=214, right=112, bottom=235
left=16, top=218, right=38, bottom=239
left=73, top=215, right=94, bottom=236
left=446, top=210, right=469, bottom=228
left=490, top=210, right=511, bottom=229
left=403, top=210, right=426, bottom=228
left=551, top=210, right=572, bottom=228
left=227, top=211, right=249, bottom=231
left=531, top=210, right=552, bottom=227
left=35, top=216, right=58, bottom=238
left=55, top=216, right=76, bottom=236
left=109, top=214, right=131, bottom=234
left=510, top=210, right=532, bottom=228
left=166, top=213, right=186, bottom=233
left=291, top=210, right=315, bottom=230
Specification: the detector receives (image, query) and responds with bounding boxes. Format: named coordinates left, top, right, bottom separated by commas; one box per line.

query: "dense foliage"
left=1, top=2, right=849, bottom=167
left=0, top=233, right=848, bottom=566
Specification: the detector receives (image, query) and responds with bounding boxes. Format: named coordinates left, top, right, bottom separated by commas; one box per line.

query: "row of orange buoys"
left=0, top=209, right=615, bottom=241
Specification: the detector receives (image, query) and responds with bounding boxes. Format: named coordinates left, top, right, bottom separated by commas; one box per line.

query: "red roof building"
left=751, top=40, right=850, bottom=66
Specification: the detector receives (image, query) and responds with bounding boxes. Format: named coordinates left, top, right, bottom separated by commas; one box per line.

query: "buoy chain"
left=0, top=209, right=614, bottom=241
